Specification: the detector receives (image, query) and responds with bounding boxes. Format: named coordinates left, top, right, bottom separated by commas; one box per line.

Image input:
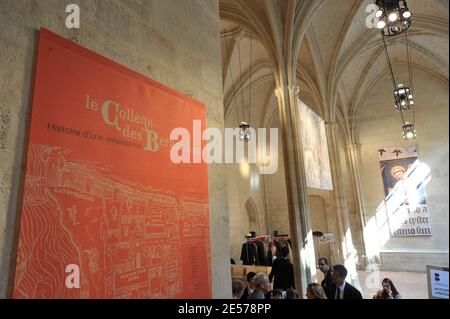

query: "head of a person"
left=254, top=272, right=270, bottom=293
left=391, top=165, right=406, bottom=180
left=306, top=283, right=327, bottom=299
left=318, top=257, right=330, bottom=273
left=270, top=289, right=283, bottom=299
left=232, top=279, right=246, bottom=299
left=280, top=246, right=289, bottom=258
left=246, top=272, right=257, bottom=289
left=382, top=278, right=399, bottom=296
left=285, top=288, right=299, bottom=299
left=271, top=244, right=277, bottom=255
left=332, top=264, right=347, bottom=286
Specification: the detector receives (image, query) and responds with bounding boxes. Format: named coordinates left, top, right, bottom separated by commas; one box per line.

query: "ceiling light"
left=402, top=122, right=416, bottom=140
left=376, top=0, right=412, bottom=36
left=394, top=85, right=414, bottom=111
left=388, top=12, right=398, bottom=22
left=377, top=20, right=386, bottom=29
left=239, top=122, right=250, bottom=142
left=402, top=11, right=411, bottom=18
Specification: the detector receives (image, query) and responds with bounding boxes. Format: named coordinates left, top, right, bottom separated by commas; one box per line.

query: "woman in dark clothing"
left=268, top=246, right=295, bottom=290
left=374, top=278, right=402, bottom=299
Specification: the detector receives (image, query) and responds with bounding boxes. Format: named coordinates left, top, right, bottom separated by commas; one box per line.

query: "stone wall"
left=225, top=96, right=270, bottom=264
left=0, top=0, right=231, bottom=298
left=358, top=69, right=449, bottom=272
left=336, top=124, right=365, bottom=266
left=264, top=115, right=290, bottom=237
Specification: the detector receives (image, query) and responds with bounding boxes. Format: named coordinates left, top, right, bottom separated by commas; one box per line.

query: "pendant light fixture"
left=238, top=32, right=253, bottom=142
left=224, top=29, right=254, bottom=142
left=375, top=0, right=412, bottom=35
left=377, top=0, right=417, bottom=140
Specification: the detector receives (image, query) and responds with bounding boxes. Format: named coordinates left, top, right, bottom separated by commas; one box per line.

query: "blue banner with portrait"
left=378, top=145, right=431, bottom=237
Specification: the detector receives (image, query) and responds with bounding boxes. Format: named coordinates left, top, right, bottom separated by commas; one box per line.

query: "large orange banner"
left=12, top=29, right=211, bottom=298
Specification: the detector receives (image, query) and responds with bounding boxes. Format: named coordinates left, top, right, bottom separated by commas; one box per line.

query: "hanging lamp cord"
left=381, top=32, right=397, bottom=91
left=406, top=31, right=416, bottom=125
left=224, top=28, right=240, bottom=123
left=249, top=32, right=253, bottom=126
left=382, top=31, right=407, bottom=125
left=237, top=37, right=246, bottom=123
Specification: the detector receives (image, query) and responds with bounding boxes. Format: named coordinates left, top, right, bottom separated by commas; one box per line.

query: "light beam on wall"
left=240, top=159, right=250, bottom=179
left=250, top=172, right=260, bottom=190
left=370, top=160, right=432, bottom=251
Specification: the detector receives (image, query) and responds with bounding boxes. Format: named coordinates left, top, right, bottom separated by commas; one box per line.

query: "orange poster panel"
left=12, top=29, right=211, bottom=298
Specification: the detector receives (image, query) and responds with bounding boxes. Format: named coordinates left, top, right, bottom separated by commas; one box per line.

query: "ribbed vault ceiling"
left=219, top=0, right=449, bottom=142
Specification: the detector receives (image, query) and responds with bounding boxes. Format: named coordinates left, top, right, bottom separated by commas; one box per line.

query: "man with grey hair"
left=232, top=279, right=246, bottom=299
left=248, top=272, right=270, bottom=299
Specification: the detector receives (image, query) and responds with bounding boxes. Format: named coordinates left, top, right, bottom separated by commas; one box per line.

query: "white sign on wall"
left=298, top=99, right=333, bottom=190
left=427, top=266, right=449, bottom=299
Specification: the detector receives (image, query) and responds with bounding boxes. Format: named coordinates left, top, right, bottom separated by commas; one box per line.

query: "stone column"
left=274, top=84, right=315, bottom=297
left=323, top=122, right=347, bottom=264
left=346, top=143, right=374, bottom=267
left=325, top=123, right=361, bottom=289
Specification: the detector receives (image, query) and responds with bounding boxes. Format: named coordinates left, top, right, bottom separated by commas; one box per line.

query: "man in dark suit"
left=318, top=257, right=333, bottom=298
left=329, top=264, right=363, bottom=299
left=268, top=246, right=295, bottom=290
left=248, top=273, right=271, bottom=299
left=240, top=272, right=256, bottom=299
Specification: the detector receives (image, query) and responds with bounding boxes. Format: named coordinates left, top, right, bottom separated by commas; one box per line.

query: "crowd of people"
left=232, top=255, right=402, bottom=300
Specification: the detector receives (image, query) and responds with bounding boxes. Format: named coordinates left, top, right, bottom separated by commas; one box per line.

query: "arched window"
left=245, top=197, right=259, bottom=234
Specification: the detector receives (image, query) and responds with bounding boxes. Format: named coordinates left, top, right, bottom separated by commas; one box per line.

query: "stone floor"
left=356, top=270, right=428, bottom=299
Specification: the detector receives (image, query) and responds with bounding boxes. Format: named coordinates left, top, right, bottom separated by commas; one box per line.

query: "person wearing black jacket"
left=240, top=272, right=256, bottom=299
left=266, top=244, right=277, bottom=266
left=240, top=242, right=257, bottom=265
left=268, top=246, right=295, bottom=290
left=318, top=257, right=333, bottom=298
left=329, top=264, right=363, bottom=299
left=256, top=241, right=266, bottom=266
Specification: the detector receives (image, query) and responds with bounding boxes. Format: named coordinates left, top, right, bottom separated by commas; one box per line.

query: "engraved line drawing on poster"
left=12, top=28, right=211, bottom=298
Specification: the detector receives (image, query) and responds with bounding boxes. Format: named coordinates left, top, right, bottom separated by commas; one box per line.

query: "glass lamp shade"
left=239, top=122, right=251, bottom=142
left=402, top=122, right=416, bottom=140
left=394, top=84, right=414, bottom=111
